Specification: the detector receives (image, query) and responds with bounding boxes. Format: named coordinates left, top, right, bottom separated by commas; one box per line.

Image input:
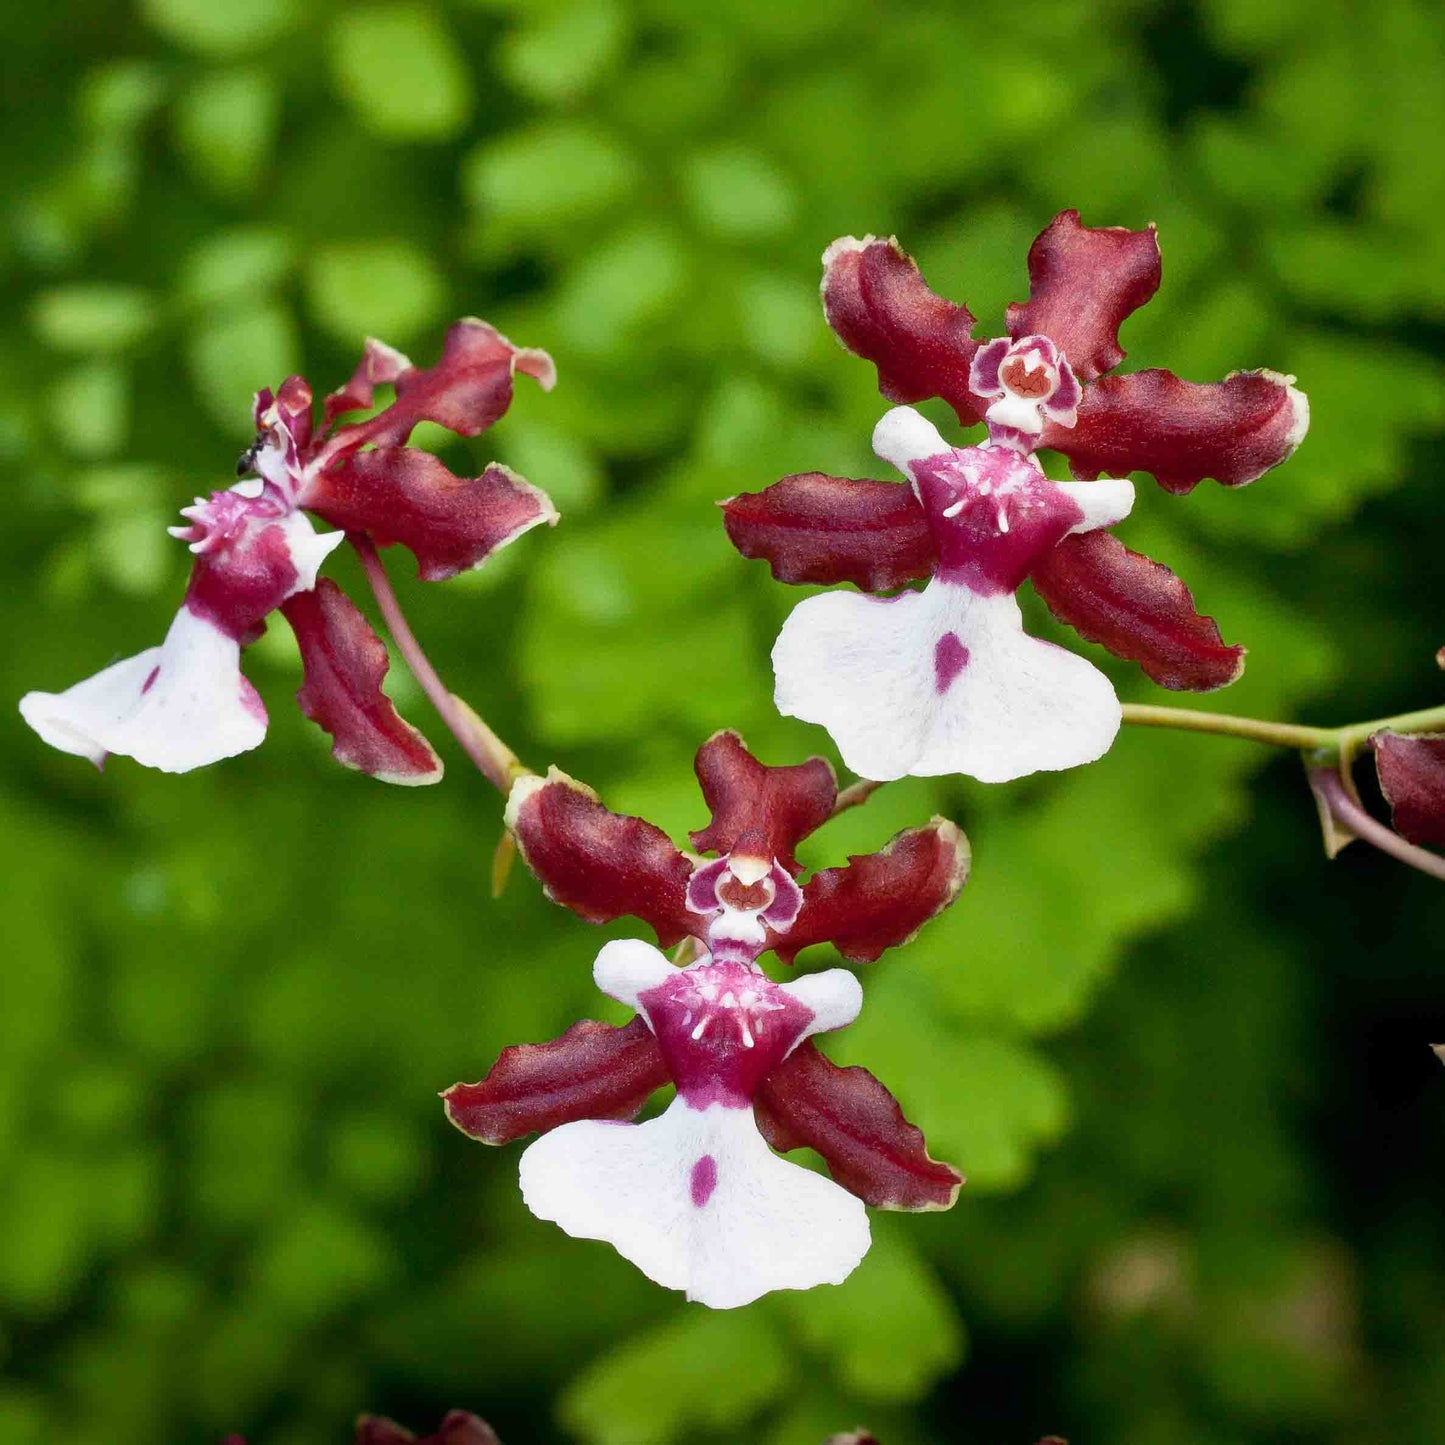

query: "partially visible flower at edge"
left=1372, top=731, right=1445, bottom=847
left=723, top=210, right=1310, bottom=784
left=444, top=730, right=967, bottom=1308
left=224, top=1410, right=501, bottom=1445
left=21, top=320, right=556, bottom=782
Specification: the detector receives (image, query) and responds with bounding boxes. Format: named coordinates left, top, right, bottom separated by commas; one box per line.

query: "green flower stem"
left=351, top=533, right=529, bottom=794
left=1310, top=768, right=1445, bottom=883
left=1118, top=704, right=1334, bottom=750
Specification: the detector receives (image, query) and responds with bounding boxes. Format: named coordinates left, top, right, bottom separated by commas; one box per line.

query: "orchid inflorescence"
left=21, top=211, right=1445, bottom=1316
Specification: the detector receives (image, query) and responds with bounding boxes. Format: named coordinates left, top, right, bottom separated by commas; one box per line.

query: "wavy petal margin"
left=1005, top=209, right=1161, bottom=383
left=822, top=236, right=984, bottom=425
left=721, top=473, right=936, bottom=593
left=689, top=730, right=837, bottom=872
left=1372, top=732, right=1445, bottom=846
left=1044, top=367, right=1309, bottom=494
left=506, top=769, right=699, bottom=946
left=772, top=820, right=969, bottom=966
left=1030, top=531, right=1245, bottom=691
left=443, top=1017, right=667, bottom=1146
left=755, top=1041, right=963, bottom=1210
left=279, top=580, right=443, bottom=784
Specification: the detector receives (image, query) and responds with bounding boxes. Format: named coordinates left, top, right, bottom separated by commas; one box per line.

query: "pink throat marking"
left=690, top=1155, right=718, bottom=1207
left=934, top=632, right=970, bottom=692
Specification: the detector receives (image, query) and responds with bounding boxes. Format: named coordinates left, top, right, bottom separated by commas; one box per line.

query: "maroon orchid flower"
left=723, top=211, right=1308, bottom=785
left=353, top=1412, right=501, bottom=1445
left=444, top=731, right=967, bottom=1308
left=1372, top=732, right=1445, bottom=847
left=21, top=320, right=556, bottom=782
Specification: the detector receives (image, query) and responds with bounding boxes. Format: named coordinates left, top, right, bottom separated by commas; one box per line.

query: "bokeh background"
left=3, top=1, right=1444, bottom=1441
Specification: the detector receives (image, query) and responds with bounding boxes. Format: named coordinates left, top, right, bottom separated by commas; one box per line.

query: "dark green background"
left=3, top=1, right=1443, bottom=1441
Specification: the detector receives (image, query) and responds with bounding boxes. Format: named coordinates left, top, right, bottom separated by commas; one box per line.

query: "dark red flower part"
left=755, top=1040, right=963, bottom=1210
left=506, top=769, right=698, bottom=947
left=1372, top=732, right=1445, bottom=846
left=280, top=579, right=443, bottom=784
left=822, top=236, right=984, bottom=424
left=443, top=1017, right=667, bottom=1145
left=720, top=472, right=936, bottom=592
left=690, top=728, right=837, bottom=873
left=1030, top=531, right=1245, bottom=691
left=353, top=1411, right=501, bottom=1445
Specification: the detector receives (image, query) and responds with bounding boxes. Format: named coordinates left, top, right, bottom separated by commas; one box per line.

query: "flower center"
left=1000, top=352, right=1055, bottom=399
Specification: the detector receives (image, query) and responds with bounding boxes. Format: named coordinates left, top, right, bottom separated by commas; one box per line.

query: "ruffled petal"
left=1043, top=368, right=1310, bottom=494
left=772, top=820, right=969, bottom=966
left=320, top=319, right=556, bottom=458
left=772, top=578, right=1120, bottom=783
left=443, top=1016, right=667, bottom=1146
left=519, top=1097, right=870, bottom=1309
left=20, top=606, right=266, bottom=773
left=1005, top=210, right=1161, bottom=383
left=1372, top=732, right=1445, bottom=846
left=505, top=769, right=699, bottom=947
left=720, top=472, right=935, bottom=593
left=322, top=337, right=412, bottom=431
left=304, top=450, right=557, bottom=582
left=1031, top=531, right=1245, bottom=691
left=279, top=579, right=443, bottom=784
left=821, top=236, right=984, bottom=425
left=755, top=1042, right=963, bottom=1211
left=688, top=730, right=837, bottom=873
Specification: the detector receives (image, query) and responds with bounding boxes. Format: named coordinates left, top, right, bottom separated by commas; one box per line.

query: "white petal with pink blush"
left=19, top=606, right=267, bottom=773
left=772, top=577, right=1121, bottom=784
left=519, top=1096, right=870, bottom=1309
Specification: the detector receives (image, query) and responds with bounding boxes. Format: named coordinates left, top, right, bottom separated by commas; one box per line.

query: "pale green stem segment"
left=1121, top=700, right=1445, bottom=883
left=351, top=533, right=531, bottom=795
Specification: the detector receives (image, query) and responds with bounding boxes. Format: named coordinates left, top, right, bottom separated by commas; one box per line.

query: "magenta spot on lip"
left=690, top=1155, right=718, bottom=1208
left=934, top=632, right=970, bottom=693
left=140, top=666, right=160, bottom=696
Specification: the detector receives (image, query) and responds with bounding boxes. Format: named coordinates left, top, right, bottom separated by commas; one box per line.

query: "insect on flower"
left=21, top=321, right=556, bottom=782
left=724, top=211, right=1310, bottom=783
left=444, top=731, right=967, bottom=1307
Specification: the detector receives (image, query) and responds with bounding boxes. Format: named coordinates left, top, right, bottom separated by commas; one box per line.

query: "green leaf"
left=329, top=5, right=472, bottom=141
left=305, top=239, right=448, bottom=343
left=680, top=145, right=799, bottom=241
left=497, top=0, right=630, bottom=103
left=185, top=301, right=300, bottom=433
left=175, top=227, right=296, bottom=311
left=30, top=285, right=157, bottom=355
left=140, top=0, right=305, bottom=57
left=173, top=67, right=280, bottom=198
left=559, top=1308, right=796, bottom=1445
left=46, top=361, right=129, bottom=459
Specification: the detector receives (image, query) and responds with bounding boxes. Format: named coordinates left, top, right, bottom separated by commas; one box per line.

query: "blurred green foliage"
left=2, top=1, right=1444, bottom=1443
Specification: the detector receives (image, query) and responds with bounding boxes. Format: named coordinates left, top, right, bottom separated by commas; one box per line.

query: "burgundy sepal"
left=772, top=820, right=969, bottom=966
left=1030, top=531, right=1245, bottom=691
left=821, top=237, right=984, bottom=425
left=323, top=319, right=556, bottom=455
left=755, top=1041, right=963, bottom=1210
left=721, top=473, right=936, bottom=593
left=689, top=730, right=837, bottom=873
left=354, top=1412, right=502, bottom=1445
left=1044, top=367, right=1309, bottom=494
left=443, top=1017, right=668, bottom=1146
left=1005, top=210, right=1160, bottom=384
left=1372, top=732, right=1445, bottom=846
left=506, top=769, right=698, bottom=947
left=307, top=450, right=557, bottom=581
left=280, top=580, right=443, bottom=784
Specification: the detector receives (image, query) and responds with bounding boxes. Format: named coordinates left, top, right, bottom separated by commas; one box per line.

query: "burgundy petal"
left=755, top=1041, right=963, bottom=1210
left=355, top=1412, right=502, bottom=1445
left=1044, top=368, right=1309, bottom=494
left=279, top=580, right=443, bottom=784
left=305, top=449, right=557, bottom=582
left=689, top=730, right=837, bottom=873
left=1030, top=530, right=1245, bottom=691
left=1005, top=209, right=1161, bottom=383
left=443, top=1018, right=667, bottom=1145
left=323, top=318, right=556, bottom=457
left=821, top=236, right=984, bottom=425
left=506, top=769, right=699, bottom=947
left=721, top=473, right=936, bottom=593
left=322, top=337, right=411, bottom=431
left=772, top=820, right=969, bottom=966
left=1372, top=732, right=1445, bottom=846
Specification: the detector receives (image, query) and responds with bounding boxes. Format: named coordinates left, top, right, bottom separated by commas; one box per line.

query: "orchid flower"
left=723, top=210, right=1310, bottom=783
left=21, top=320, right=556, bottom=782
left=444, top=731, right=967, bottom=1308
